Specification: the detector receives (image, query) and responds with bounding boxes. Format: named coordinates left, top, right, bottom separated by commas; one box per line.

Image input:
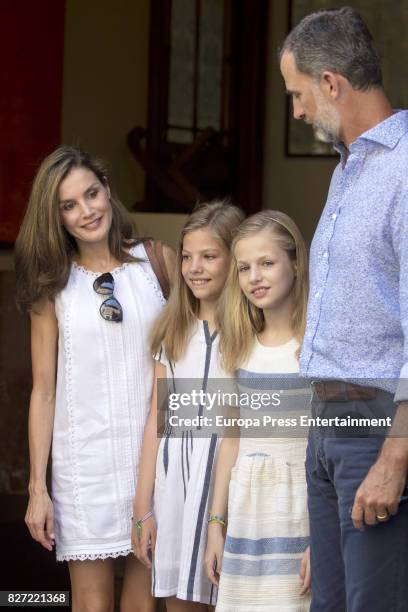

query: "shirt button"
left=314, top=291, right=320, bottom=298
left=331, top=213, right=337, bottom=220
left=323, top=251, right=328, bottom=258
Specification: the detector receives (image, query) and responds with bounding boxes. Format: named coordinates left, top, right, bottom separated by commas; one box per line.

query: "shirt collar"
left=358, top=110, right=408, bottom=148
left=334, top=110, right=408, bottom=156
left=332, top=110, right=408, bottom=164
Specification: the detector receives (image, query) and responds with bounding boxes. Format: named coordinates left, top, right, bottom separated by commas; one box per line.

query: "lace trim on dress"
left=57, top=547, right=133, bottom=562
left=71, top=260, right=130, bottom=277
left=71, top=244, right=166, bottom=305
left=71, top=243, right=145, bottom=276
left=64, top=273, right=87, bottom=534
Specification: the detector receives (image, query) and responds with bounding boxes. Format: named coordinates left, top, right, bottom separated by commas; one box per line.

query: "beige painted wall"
left=263, top=0, right=338, bottom=244
left=132, top=213, right=187, bottom=249
left=62, top=0, right=149, bottom=209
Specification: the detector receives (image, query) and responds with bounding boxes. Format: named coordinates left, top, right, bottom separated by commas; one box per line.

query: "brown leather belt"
left=312, top=381, right=377, bottom=402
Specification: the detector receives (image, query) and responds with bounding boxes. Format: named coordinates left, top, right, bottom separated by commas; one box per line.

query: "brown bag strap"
left=143, top=239, right=171, bottom=300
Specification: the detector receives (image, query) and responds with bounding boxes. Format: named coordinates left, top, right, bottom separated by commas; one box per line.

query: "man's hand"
left=351, top=437, right=408, bottom=529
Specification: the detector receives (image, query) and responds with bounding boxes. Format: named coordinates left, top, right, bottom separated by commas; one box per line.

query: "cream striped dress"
left=216, top=338, right=311, bottom=611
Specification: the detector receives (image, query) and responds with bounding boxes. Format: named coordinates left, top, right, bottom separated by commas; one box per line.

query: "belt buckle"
left=311, top=380, right=348, bottom=402
left=330, top=381, right=348, bottom=402
left=311, top=380, right=321, bottom=399
left=311, top=381, right=329, bottom=401
left=323, top=380, right=349, bottom=402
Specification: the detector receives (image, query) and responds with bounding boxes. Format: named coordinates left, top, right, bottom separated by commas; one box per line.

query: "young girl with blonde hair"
left=205, top=210, right=311, bottom=611
left=132, top=201, right=244, bottom=611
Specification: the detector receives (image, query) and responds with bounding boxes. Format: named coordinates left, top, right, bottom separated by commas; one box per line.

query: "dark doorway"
left=128, top=0, right=268, bottom=215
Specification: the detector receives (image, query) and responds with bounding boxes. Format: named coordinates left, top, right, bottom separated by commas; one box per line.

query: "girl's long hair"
left=150, top=200, right=245, bottom=362
left=15, top=145, right=138, bottom=312
left=218, top=210, right=309, bottom=373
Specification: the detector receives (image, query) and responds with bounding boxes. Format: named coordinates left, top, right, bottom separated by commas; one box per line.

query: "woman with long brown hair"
left=15, top=146, right=174, bottom=612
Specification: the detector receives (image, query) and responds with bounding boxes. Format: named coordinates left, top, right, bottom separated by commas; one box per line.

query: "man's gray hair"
left=280, top=7, right=382, bottom=91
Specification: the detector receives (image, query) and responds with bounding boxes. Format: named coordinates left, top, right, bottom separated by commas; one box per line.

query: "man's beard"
left=312, top=119, right=340, bottom=143
left=309, top=88, right=341, bottom=143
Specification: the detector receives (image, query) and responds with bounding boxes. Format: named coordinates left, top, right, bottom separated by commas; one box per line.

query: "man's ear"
left=320, top=71, right=341, bottom=100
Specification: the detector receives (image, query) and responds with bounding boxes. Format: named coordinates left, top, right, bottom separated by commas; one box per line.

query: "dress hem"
left=56, top=547, right=132, bottom=562
left=153, top=588, right=213, bottom=605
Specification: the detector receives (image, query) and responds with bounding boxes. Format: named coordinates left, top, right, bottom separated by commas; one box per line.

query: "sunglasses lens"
left=100, top=297, right=123, bottom=322
left=93, top=272, right=114, bottom=295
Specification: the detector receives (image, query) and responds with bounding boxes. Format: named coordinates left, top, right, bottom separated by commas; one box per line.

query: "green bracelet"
left=208, top=514, right=226, bottom=526
left=132, top=511, right=153, bottom=541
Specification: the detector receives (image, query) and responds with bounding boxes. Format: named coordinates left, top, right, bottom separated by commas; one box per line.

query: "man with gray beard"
left=280, top=7, right=408, bottom=612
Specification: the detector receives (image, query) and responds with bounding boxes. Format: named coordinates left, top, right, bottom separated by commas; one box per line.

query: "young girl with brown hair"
left=205, top=210, right=311, bottom=611
left=132, top=201, right=244, bottom=611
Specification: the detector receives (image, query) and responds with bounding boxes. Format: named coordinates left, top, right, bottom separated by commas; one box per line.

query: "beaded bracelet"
left=208, top=514, right=226, bottom=527
left=132, top=511, right=154, bottom=540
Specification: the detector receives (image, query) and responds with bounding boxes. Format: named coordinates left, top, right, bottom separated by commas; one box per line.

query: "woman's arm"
left=132, top=360, right=166, bottom=568
left=25, top=299, right=58, bottom=551
left=204, top=431, right=240, bottom=585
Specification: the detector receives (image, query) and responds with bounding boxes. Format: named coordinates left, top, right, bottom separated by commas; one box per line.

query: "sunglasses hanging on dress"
left=93, top=272, right=123, bottom=323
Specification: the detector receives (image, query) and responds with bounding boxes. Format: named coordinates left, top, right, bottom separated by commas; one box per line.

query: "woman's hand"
left=25, top=489, right=55, bottom=551
left=131, top=515, right=157, bottom=569
left=204, top=525, right=225, bottom=586
left=299, top=545, right=311, bottom=595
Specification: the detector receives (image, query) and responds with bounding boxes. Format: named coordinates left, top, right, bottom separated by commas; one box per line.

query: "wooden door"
left=128, top=0, right=268, bottom=215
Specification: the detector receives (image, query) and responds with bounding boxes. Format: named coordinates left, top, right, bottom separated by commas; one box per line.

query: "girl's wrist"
left=208, top=521, right=224, bottom=531
left=132, top=510, right=154, bottom=541
left=132, top=510, right=153, bottom=523
left=133, top=501, right=153, bottom=518
left=208, top=513, right=226, bottom=527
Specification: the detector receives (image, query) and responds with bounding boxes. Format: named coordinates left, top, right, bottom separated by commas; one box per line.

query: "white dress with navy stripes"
left=153, top=320, right=223, bottom=604
left=216, top=338, right=311, bottom=611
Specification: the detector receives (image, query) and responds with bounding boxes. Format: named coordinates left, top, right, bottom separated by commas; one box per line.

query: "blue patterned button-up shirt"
left=300, top=110, right=408, bottom=402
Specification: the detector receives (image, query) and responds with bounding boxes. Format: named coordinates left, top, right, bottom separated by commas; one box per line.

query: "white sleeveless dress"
left=52, top=243, right=165, bottom=561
